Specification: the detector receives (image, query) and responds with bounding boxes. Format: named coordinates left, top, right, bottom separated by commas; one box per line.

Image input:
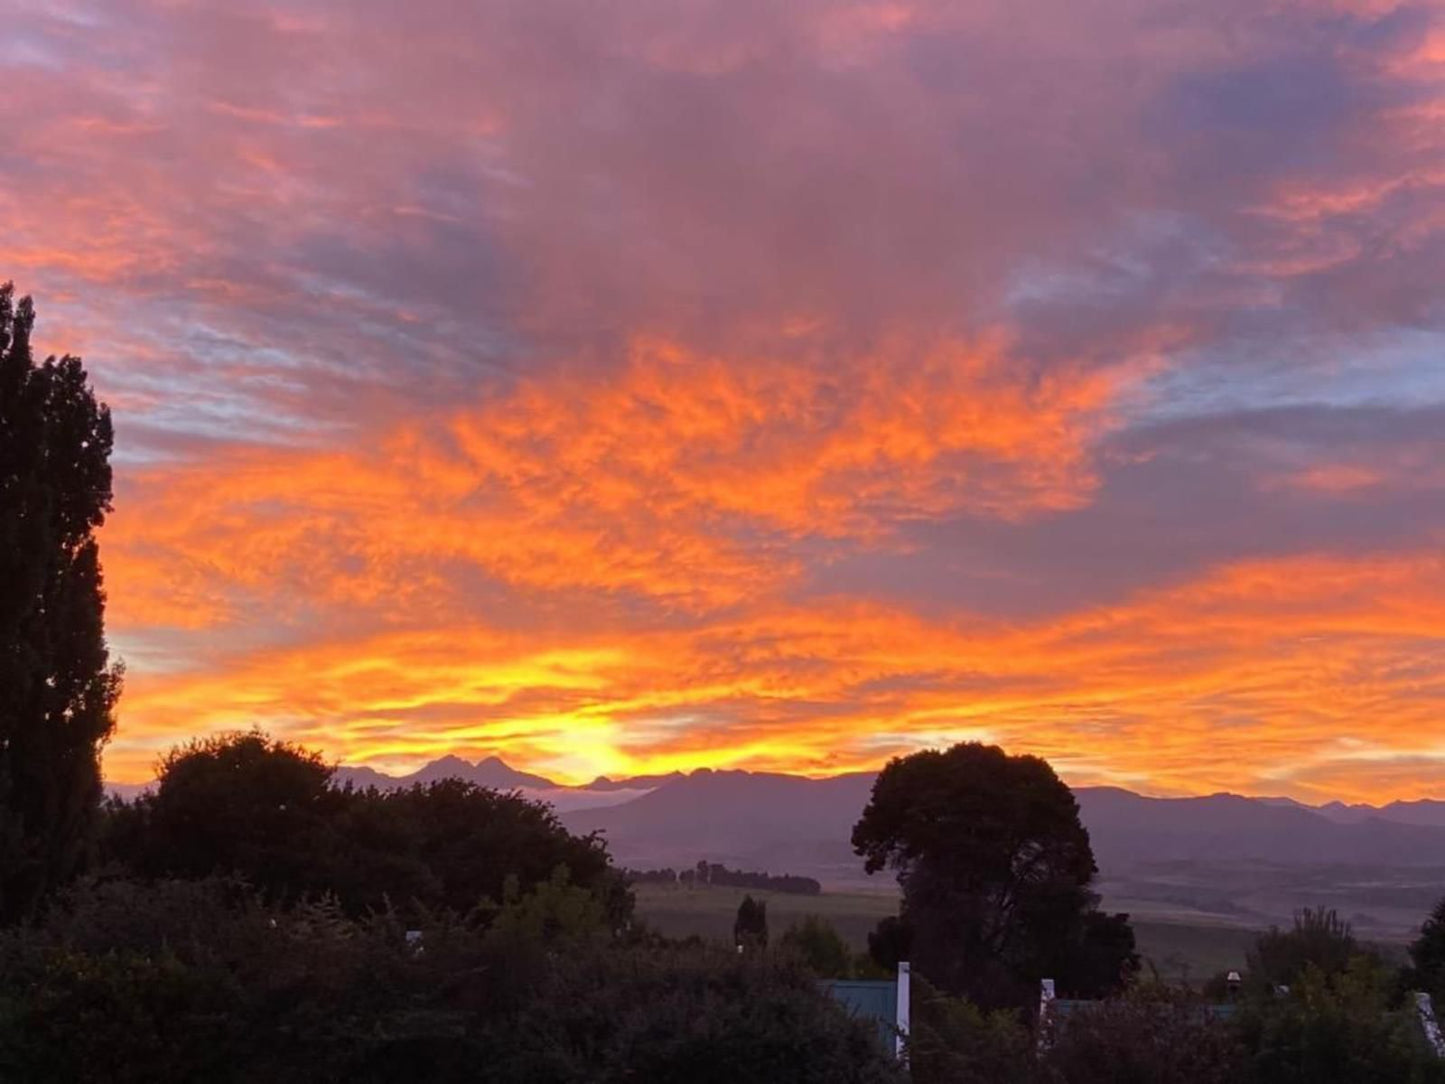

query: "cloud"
left=2, top=0, right=1443, bottom=797
left=106, top=548, right=1445, bottom=802
left=101, top=331, right=1135, bottom=632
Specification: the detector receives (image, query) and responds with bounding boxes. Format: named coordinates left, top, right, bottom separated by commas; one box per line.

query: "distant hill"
left=329, top=756, right=683, bottom=796
left=563, top=769, right=876, bottom=883
left=1314, top=799, right=1445, bottom=829
left=327, top=757, right=653, bottom=814
left=563, top=773, right=1445, bottom=874
left=1075, top=787, right=1445, bottom=868
left=584, top=771, right=686, bottom=792
left=331, top=764, right=399, bottom=790
left=102, top=754, right=1445, bottom=932
left=332, top=755, right=558, bottom=791
left=411, top=754, right=558, bottom=790
left=558, top=772, right=1445, bottom=934
left=112, top=753, right=1445, bottom=871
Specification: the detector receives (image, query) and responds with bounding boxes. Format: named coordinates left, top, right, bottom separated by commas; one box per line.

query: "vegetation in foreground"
left=0, top=876, right=900, bottom=1083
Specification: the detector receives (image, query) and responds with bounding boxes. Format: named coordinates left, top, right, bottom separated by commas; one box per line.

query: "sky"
left=4, top=0, right=1444, bottom=801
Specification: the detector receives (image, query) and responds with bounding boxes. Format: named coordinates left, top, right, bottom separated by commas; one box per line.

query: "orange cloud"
left=103, top=332, right=1135, bottom=629
left=105, top=543, right=1445, bottom=805
left=7, top=0, right=1443, bottom=805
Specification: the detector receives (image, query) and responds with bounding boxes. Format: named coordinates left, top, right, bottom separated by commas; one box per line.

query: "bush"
left=1041, top=984, right=1245, bottom=1084
left=907, top=977, right=1037, bottom=1084
left=1247, top=907, right=1358, bottom=992
left=1236, top=954, right=1445, bottom=1084
left=780, top=915, right=854, bottom=978
left=0, top=876, right=904, bottom=1083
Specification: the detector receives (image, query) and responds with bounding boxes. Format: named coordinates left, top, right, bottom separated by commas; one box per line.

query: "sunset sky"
left=5, top=0, right=1444, bottom=800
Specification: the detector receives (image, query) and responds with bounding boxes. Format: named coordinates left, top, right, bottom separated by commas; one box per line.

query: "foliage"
left=485, top=865, right=608, bottom=947
left=102, top=730, right=631, bottom=925
left=0, top=283, right=121, bottom=924
left=907, top=981, right=1246, bottom=1084
left=1410, top=895, right=1445, bottom=1003
left=658, top=861, right=822, bottom=895
left=1040, top=984, right=1246, bottom=1084
left=1235, top=953, right=1445, bottom=1084
left=495, top=943, right=903, bottom=1083
left=868, top=914, right=914, bottom=973
left=0, top=876, right=903, bottom=1083
left=907, top=976, right=1038, bottom=1084
left=337, top=775, right=632, bottom=925
left=734, top=893, right=768, bottom=948
left=780, top=914, right=854, bottom=978
left=1248, top=907, right=1358, bottom=992
left=905, top=966, right=1445, bottom=1084
left=103, top=730, right=344, bottom=898
left=852, top=741, right=1137, bottom=1008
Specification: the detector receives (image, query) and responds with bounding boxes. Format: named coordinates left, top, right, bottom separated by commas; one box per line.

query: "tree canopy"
left=1410, top=896, right=1445, bottom=1004
left=852, top=741, right=1136, bottom=1008
left=1249, top=907, right=1359, bottom=992
left=780, top=915, right=853, bottom=978
left=734, top=894, right=768, bottom=948
left=0, top=283, right=120, bottom=923
left=103, top=729, right=631, bottom=924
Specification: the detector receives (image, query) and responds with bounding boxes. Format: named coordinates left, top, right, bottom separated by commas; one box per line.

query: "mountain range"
left=108, top=754, right=1445, bottom=933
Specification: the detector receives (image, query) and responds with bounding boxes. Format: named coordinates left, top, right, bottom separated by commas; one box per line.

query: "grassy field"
left=632, top=883, right=1264, bottom=985
left=633, top=883, right=899, bottom=952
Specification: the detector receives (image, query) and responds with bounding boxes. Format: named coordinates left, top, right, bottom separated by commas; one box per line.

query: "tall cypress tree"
left=0, top=283, right=120, bottom=923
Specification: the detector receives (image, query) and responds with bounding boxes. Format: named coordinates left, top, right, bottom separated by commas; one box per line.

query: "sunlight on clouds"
left=4, top=0, right=1442, bottom=799
left=104, top=549, right=1445, bottom=801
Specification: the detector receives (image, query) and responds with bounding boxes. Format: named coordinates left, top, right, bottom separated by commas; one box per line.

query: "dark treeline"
left=625, top=860, right=822, bottom=895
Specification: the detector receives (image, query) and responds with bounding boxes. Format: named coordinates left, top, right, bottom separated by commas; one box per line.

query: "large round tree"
left=0, top=284, right=121, bottom=923
left=852, top=742, right=1136, bottom=1009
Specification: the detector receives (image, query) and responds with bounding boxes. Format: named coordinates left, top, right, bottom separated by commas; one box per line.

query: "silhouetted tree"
left=868, top=915, right=914, bottom=974
left=734, top=894, right=768, bottom=948
left=852, top=742, right=1136, bottom=1009
left=0, top=283, right=121, bottom=923
left=633, top=862, right=820, bottom=894
left=105, top=729, right=344, bottom=898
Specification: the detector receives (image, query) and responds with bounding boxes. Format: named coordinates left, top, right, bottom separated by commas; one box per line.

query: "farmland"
left=632, top=882, right=1272, bottom=985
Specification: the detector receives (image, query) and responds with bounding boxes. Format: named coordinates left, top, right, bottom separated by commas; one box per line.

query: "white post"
left=1037, top=978, right=1056, bottom=1055
left=1417, top=992, right=1445, bottom=1058
left=895, top=961, right=911, bottom=1063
